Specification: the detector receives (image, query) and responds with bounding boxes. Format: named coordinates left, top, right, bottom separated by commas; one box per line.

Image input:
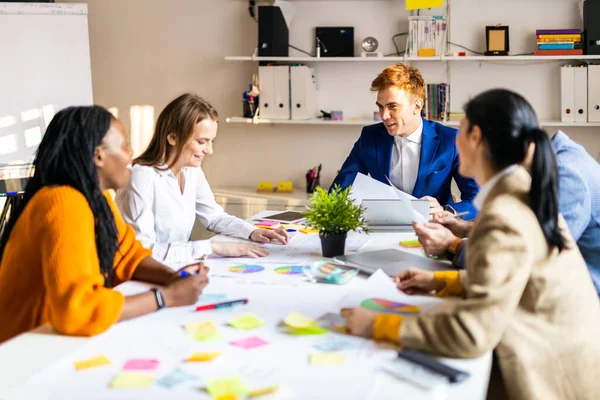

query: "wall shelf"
left=225, top=55, right=600, bottom=63
left=226, top=117, right=600, bottom=128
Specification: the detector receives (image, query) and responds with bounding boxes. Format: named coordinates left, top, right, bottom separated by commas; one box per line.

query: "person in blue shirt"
left=331, top=63, right=479, bottom=219
left=414, top=130, right=600, bottom=295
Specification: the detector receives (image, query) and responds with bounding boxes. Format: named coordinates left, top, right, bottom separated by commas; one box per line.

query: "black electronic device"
left=258, top=6, right=289, bottom=57
left=584, top=0, right=600, bottom=55
left=315, top=27, right=354, bottom=57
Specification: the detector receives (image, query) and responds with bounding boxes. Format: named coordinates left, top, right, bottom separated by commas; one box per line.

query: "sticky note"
left=157, top=367, right=198, bottom=389
left=256, top=182, right=274, bottom=192
left=74, top=355, right=111, bottom=370
left=206, top=376, right=247, bottom=397
left=230, top=336, right=270, bottom=350
left=122, top=358, right=159, bottom=371
left=186, top=352, right=222, bottom=362
left=247, top=384, right=279, bottom=398
left=310, top=352, right=346, bottom=365
left=399, top=239, right=422, bottom=248
left=198, top=293, right=228, bottom=303
left=184, top=320, right=217, bottom=336
left=283, top=312, right=317, bottom=329
left=299, top=227, right=319, bottom=234
left=406, top=0, right=444, bottom=11
left=314, top=339, right=360, bottom=352
left=193, top=331, right=224, bottom=342
left=110, top=371, right=154, bottom=388
left=255, top=220, right=280, bottom=227
left=281, top=224, right=305, bottom=230
left=277, top=181, right=293, bottom=192
left=228, top=313, right=266, bottom=330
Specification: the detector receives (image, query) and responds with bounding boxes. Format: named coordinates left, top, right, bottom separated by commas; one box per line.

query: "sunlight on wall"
left=129, top=105, right=154, bottom=157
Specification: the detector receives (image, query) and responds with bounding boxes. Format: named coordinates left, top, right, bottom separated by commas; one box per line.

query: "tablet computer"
left=261, top=210, right=306, bottom=223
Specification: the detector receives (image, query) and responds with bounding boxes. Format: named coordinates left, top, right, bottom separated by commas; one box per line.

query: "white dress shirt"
left=473, top=164, right=519, bottom=210
left=115, top=164, right=256, bottom=265
left=389, top=119, right=423, bottom=194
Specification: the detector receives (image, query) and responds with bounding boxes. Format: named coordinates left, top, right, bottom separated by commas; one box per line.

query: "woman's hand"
left=211, top=241, right=269, bottom=258
left=340, top=308, right=379, bottom=338
left=394, top=268, right=443, bottom=295
left=250, top=228, right=289, bottom=245
left=432, top=214, right=473, bottom=238
left=162, top=267, right=209, bottom=307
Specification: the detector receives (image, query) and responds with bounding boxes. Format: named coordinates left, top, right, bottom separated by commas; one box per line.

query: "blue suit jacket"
left=331, top=120, right=479, bottom=218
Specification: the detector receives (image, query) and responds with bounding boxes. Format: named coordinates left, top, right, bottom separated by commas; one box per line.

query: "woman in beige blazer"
left=342, top=88, right=600, bottom=399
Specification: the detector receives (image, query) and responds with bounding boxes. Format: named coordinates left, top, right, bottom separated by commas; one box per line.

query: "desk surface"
left=0, top=211, right=491, bottom=400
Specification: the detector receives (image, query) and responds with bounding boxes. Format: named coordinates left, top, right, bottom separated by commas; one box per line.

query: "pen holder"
left=243, top=100, right=258, bottom=118
left=306, top=176, right=320, bottom=194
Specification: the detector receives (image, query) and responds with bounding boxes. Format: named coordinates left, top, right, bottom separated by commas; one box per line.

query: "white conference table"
left=0, top=211, right=491, bottom=400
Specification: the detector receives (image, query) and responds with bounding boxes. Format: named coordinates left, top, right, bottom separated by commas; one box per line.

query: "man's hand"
left=412, top=222, right=458, bottom=257
left=420, top=196, right=444, bottom=219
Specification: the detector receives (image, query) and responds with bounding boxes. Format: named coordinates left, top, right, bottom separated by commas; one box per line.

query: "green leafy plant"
left=303, top=184, right=369, bottom=236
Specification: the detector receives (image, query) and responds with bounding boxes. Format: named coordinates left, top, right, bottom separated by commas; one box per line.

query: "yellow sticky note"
left=256, top=182, right=274, bottom=192
left=287, top=326, right=328, bottom=336
left=186, top=352, right=221, bottom=362
left=248, top=384, right=279, bottom=398
left=299, top=227, right=319, bottom=234
left=284, top=312, right=317, bottom=329
left=193, top=331, right=224, bottom=342
left=281, top=224, right=305, bottom=230
left=110, top=371, right=154, bottom=388
left=206, top=376, right=247, bottom=397
left=276, top=181, right=293, bottom=192
left=406, top=0, right=444, bottom=10
left=229, top=313, right=266, bottom=330
left=310, top=352, right=346, bottom=365
left=74, top=355, right=111, bottom=370
left=184, top=320, right=217, bottom=335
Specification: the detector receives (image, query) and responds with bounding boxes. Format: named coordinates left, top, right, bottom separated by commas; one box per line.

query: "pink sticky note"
left=230, top=336, right=269, bottom=350
left=122, top=358, right=159, bottom=371
left=255, top=221, right=280, bottom=227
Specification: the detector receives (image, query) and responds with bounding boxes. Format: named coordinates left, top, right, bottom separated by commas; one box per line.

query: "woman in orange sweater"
left=0, top=105, right=209, bottom=344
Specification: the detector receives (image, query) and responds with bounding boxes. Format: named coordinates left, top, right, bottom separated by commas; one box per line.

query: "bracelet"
left=150, top=288, right=165, bottom=310
left=445, top=238, right=463, bottom=261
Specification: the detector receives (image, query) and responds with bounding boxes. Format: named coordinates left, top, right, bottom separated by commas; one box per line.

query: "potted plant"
left=303, top=184, right=368, bottom=257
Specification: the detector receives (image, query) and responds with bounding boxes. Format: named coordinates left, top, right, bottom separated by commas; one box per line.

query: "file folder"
left=588, top=65, right=600, bottom=122
left=258, top=65, right=290, bottom=119
left=560, top=65, right=575, bottom=123
left=574, top=65, right=588, bottom=122
left=290, top=66, right=318, bottom=120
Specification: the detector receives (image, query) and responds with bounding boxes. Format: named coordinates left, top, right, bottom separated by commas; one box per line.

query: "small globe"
left=361, top=37, right=379, bottom=53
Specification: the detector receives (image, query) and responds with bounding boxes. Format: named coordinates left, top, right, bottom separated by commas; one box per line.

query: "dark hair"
left=134, top=93, right=218, bottom=168
left=0, top=106, right=119, bottom=287
left=464, top=89, right=565, bottom=251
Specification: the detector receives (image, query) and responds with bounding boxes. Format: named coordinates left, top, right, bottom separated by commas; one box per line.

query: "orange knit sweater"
left=0, top=186, right=151, bottom=343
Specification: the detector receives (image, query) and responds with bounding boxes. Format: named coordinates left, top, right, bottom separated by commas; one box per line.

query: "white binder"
left=290, top=66, right=318, bottom=120
left=574, top=65, right=588, bottom=122
left=560, top=65, right=575, bottom=123
left=588, top=65, right=600, bottom=122
left=258, top=65, right=290, bottom=119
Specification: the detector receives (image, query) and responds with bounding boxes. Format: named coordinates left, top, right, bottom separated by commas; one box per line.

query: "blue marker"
left=179, top=270, right=199, bottom=278
left=286, top=229, right=297, bottom=233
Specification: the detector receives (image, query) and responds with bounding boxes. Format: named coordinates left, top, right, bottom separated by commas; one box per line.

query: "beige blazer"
left=399, top=166, right=600, bottom=399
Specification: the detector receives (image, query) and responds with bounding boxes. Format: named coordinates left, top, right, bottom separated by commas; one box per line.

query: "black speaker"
left=316, top=27, right=354, bottom=57
left=584, top=0, right=600, bottom=55
left=258, top=6, right=288, bottom=57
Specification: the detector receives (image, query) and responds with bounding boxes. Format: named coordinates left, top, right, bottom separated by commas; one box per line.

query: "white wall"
left=62, top=0, right=600, bottom=191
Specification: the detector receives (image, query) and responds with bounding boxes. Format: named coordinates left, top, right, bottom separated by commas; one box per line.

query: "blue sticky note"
left=197, top=293, right=227, bottom=303
left=157, top=368, right=198, bottom=389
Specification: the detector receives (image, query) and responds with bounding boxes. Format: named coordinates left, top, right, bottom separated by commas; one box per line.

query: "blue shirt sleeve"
left=557, top=162, right=591, bottom=240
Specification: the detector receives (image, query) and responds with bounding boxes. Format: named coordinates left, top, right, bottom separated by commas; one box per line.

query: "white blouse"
left=115, top=164, right=256, bottom=265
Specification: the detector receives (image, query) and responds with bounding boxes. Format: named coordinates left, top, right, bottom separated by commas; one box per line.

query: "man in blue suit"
left=331, top=63, right=479, bottom=218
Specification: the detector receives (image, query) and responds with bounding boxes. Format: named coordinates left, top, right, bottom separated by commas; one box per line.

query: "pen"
left=195, top=299, right=249, bottom=312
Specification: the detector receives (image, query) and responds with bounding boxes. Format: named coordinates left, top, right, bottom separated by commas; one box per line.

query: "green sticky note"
left=206, top=376, right=247, bottom=397
left=287, top=326, right=328, bottom=335
left=228, top=313, right=266, bottom=330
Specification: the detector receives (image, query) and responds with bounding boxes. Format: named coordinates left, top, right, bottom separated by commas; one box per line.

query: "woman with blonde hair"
left=116, top=94, right=288, bottom=265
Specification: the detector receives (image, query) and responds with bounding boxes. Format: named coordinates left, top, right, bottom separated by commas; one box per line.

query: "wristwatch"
left=446, top=238, right=463, bottom=261
left=150, top=288, right=165, bottom=310
left=444, top=204, right=458, bottom=216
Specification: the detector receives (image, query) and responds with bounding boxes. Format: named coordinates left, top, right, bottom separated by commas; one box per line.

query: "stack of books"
left=422, top=83, right=449, bottom=122
left=535, top=29, right=582, bottom=56
left=406, top=16, right=447, bottom=57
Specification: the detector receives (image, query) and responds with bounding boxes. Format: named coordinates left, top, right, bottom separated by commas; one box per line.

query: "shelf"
left=226, top=117, right=600, bottom=128
left=226, top=55, right=600, bottom=62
